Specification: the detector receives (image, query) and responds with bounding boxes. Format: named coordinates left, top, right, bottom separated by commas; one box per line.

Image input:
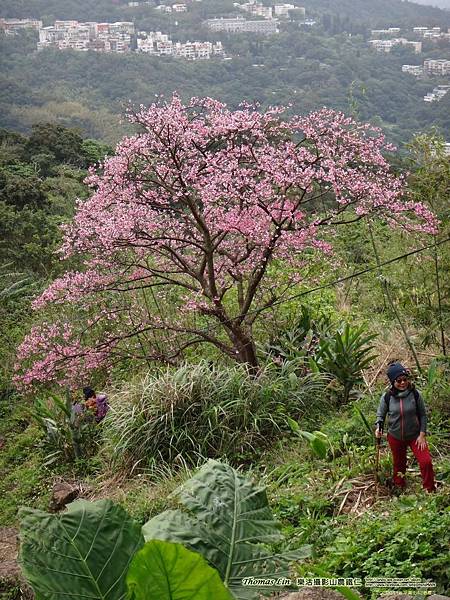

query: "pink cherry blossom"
left=15, top=95, right=438, bottom=389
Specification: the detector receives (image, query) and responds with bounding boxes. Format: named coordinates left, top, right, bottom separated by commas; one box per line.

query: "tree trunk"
left=229, top=326, right=259, bottom=373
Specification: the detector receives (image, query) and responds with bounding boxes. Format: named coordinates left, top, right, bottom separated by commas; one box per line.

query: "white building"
left=368, top=38, right=421, bottom=53
left=205, top=17, right=278, bottom=34
left=424, top=85, right=450, bottom=102
left=414, top=26, right=441, bottom=37
left=137, top=31, right=224, bottom=59
left=273, top=4, right=296, bottom=17
left=240, top=2, right=273, bottom=19
left=0, top=18, right=42, bottom=34
left=424, top=59, right=450, bottom=76
left=370, top=27, right=401, bottom=36
left=37, top=20, right=134, bottom=53
left=402, top=64, right=423, bottom=76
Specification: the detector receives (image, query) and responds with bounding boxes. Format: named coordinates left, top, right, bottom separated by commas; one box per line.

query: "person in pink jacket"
left=82, top=386, right=109, bottom=423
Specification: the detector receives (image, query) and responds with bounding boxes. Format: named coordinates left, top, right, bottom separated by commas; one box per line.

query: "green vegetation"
left=20, top=499, right=144, bottom=599
left=19, top=462, right=309, bottom=599
left=1, top=1, right=450, bottom=146
left=315, top=494, right=450, bottom=590
left=127, top=540, right=234, bottom=600
left=0, top=11, right=449, bottom=591
left=0, top=396, right=49, bottom=526
left=103, top=361, right=331, bottom=471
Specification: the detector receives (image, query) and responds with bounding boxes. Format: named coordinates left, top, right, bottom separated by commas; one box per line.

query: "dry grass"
left=330, top=474, right=391, bottom=516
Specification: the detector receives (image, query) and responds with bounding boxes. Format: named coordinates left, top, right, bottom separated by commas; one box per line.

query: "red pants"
left=387, top=433, right=436, bottom=492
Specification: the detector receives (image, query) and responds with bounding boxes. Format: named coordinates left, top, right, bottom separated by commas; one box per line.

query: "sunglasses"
left=395, top=376, right=409, bottom=384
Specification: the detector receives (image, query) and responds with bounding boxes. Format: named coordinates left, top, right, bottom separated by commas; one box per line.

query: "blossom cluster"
left=15, top=95, right=438, bottom=388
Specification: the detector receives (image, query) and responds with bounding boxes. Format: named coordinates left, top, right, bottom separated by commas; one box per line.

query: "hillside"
left=1, top=0, right=449, bottom=25
left=0, top=11, right=449, bottom=594
left=1, top=24, right=449, bottom=147
left=413, top=0, right=450, bottom=8
left=301, top=0, right=450, bottom=26
left=1, top=122, right=449, bottom=598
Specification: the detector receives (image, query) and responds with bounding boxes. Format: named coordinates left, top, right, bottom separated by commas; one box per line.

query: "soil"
left=0, top=527, right=19, bottom=579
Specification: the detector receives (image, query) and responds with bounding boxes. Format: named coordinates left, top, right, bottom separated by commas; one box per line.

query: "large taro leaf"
left=19, top=499, right=144, bottom=600
left=142, top=460, right=311, bottom=599
left=126, top=539, right=233, bottom=600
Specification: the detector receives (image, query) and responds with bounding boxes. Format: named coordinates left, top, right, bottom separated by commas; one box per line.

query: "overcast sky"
left=410, top=0, right=450, bottom=8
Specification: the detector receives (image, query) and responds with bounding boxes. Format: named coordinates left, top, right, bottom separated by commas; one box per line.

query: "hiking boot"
left=391, top=485, right=406, bottom=497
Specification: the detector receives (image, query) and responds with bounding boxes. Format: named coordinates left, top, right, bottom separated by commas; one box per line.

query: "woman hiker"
left=83, top=386, right=109, bottom=423
left=375, top=362, right=436, bottom=493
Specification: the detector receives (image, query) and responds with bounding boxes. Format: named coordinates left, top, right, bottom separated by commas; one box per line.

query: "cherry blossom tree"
left=15, top=95, right=438, bottom=389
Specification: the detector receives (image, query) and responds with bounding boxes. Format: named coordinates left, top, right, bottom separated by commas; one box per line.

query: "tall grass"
left=103, top=361, right=331, bottom=472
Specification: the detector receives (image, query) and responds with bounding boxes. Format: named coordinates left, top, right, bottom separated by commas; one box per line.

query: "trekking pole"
left=375, top=431, right=381, bottom=484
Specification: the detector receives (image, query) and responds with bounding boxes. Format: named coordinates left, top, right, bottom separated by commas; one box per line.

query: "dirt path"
left=0, top=527, right=33, bottom=597
left=0, top=527, right=19, bottom=579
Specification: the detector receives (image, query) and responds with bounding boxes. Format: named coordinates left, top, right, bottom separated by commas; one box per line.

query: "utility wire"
left=152, top=235, right=450, bottom=345
left=263, top=235, right=450, bottom=312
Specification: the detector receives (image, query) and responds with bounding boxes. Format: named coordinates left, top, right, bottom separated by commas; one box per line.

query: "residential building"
left=137, top=31, right=224, bottom=59
left=424, top=59, right=450, bottom=76
left=273, top=4, right=297, bottom=17
left=300, top=18, right=316, bottom=27
left=239, top=2, right=273, bottom=19
left=37, top=20, right=134, bottom=53
left=0, top=18, right=42, bottom=34
left=368, top=38, right=421, bottom=53
left=205, top=17, right=278, bottom=34
left=370, top=27, right=401, bottom=36
left=414, top=26, right=441, bottom=37
left=424, top=85, right=450, bottom=102
left=402, top=64, right=423, bottom=76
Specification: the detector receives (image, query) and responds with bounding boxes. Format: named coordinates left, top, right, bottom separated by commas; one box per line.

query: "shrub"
left=103, top=361, right=330, bottom=471
left=31, top=391, right=99, bottom=465
left=312, top=323, right=377, bottom=404
left=263, top=309, right=378, bottom=404
left=19, top=460, right=309, bottom=600
left=313, top=494, right=450, bottom=597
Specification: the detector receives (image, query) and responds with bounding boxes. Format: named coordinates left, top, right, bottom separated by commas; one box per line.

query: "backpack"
left=383, top=388, right=420, bottom=416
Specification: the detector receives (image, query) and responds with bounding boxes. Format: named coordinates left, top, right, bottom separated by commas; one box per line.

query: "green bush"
left=312, top=323, right=377, bottom=404
left=103, top=361, right=331, bottom=471
left=263, top=308, right=377, bottom=404
left=315, top=494, right=450, bottom=596
left=31, top=391, right=100, bottom=466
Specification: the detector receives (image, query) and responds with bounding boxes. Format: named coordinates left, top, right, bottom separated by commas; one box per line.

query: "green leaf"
left=427, top=360, right=438, bottom=386
left=310, top=436, right=327, bottom=459
left=309, top=566, right=362, bottom=600
left=142, top=460, right=310, bottom=599
left=355, top=406, right=374, bottom=438
left=19, top=499, right=144, bottom=600
left=126, top=540, right=233, bottom=600
left=287, top=416, right=300, bottom=433
left=288, top=372, right=298, bottom=387
left=298, top=430, right=315, bottom=442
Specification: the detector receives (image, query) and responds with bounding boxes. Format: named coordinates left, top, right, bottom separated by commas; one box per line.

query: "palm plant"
left=312, top=323, right=377, bottom=404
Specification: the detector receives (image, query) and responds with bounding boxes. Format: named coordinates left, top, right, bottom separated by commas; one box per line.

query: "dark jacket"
left=375, top=387, right=427, bottom=441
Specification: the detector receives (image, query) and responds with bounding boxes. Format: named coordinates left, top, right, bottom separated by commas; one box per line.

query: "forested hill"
left=1, top=0, right=450, bottom=146
left=1, top=0, right=449, bottom=25
left=301, top=0, right=449, bottom=26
